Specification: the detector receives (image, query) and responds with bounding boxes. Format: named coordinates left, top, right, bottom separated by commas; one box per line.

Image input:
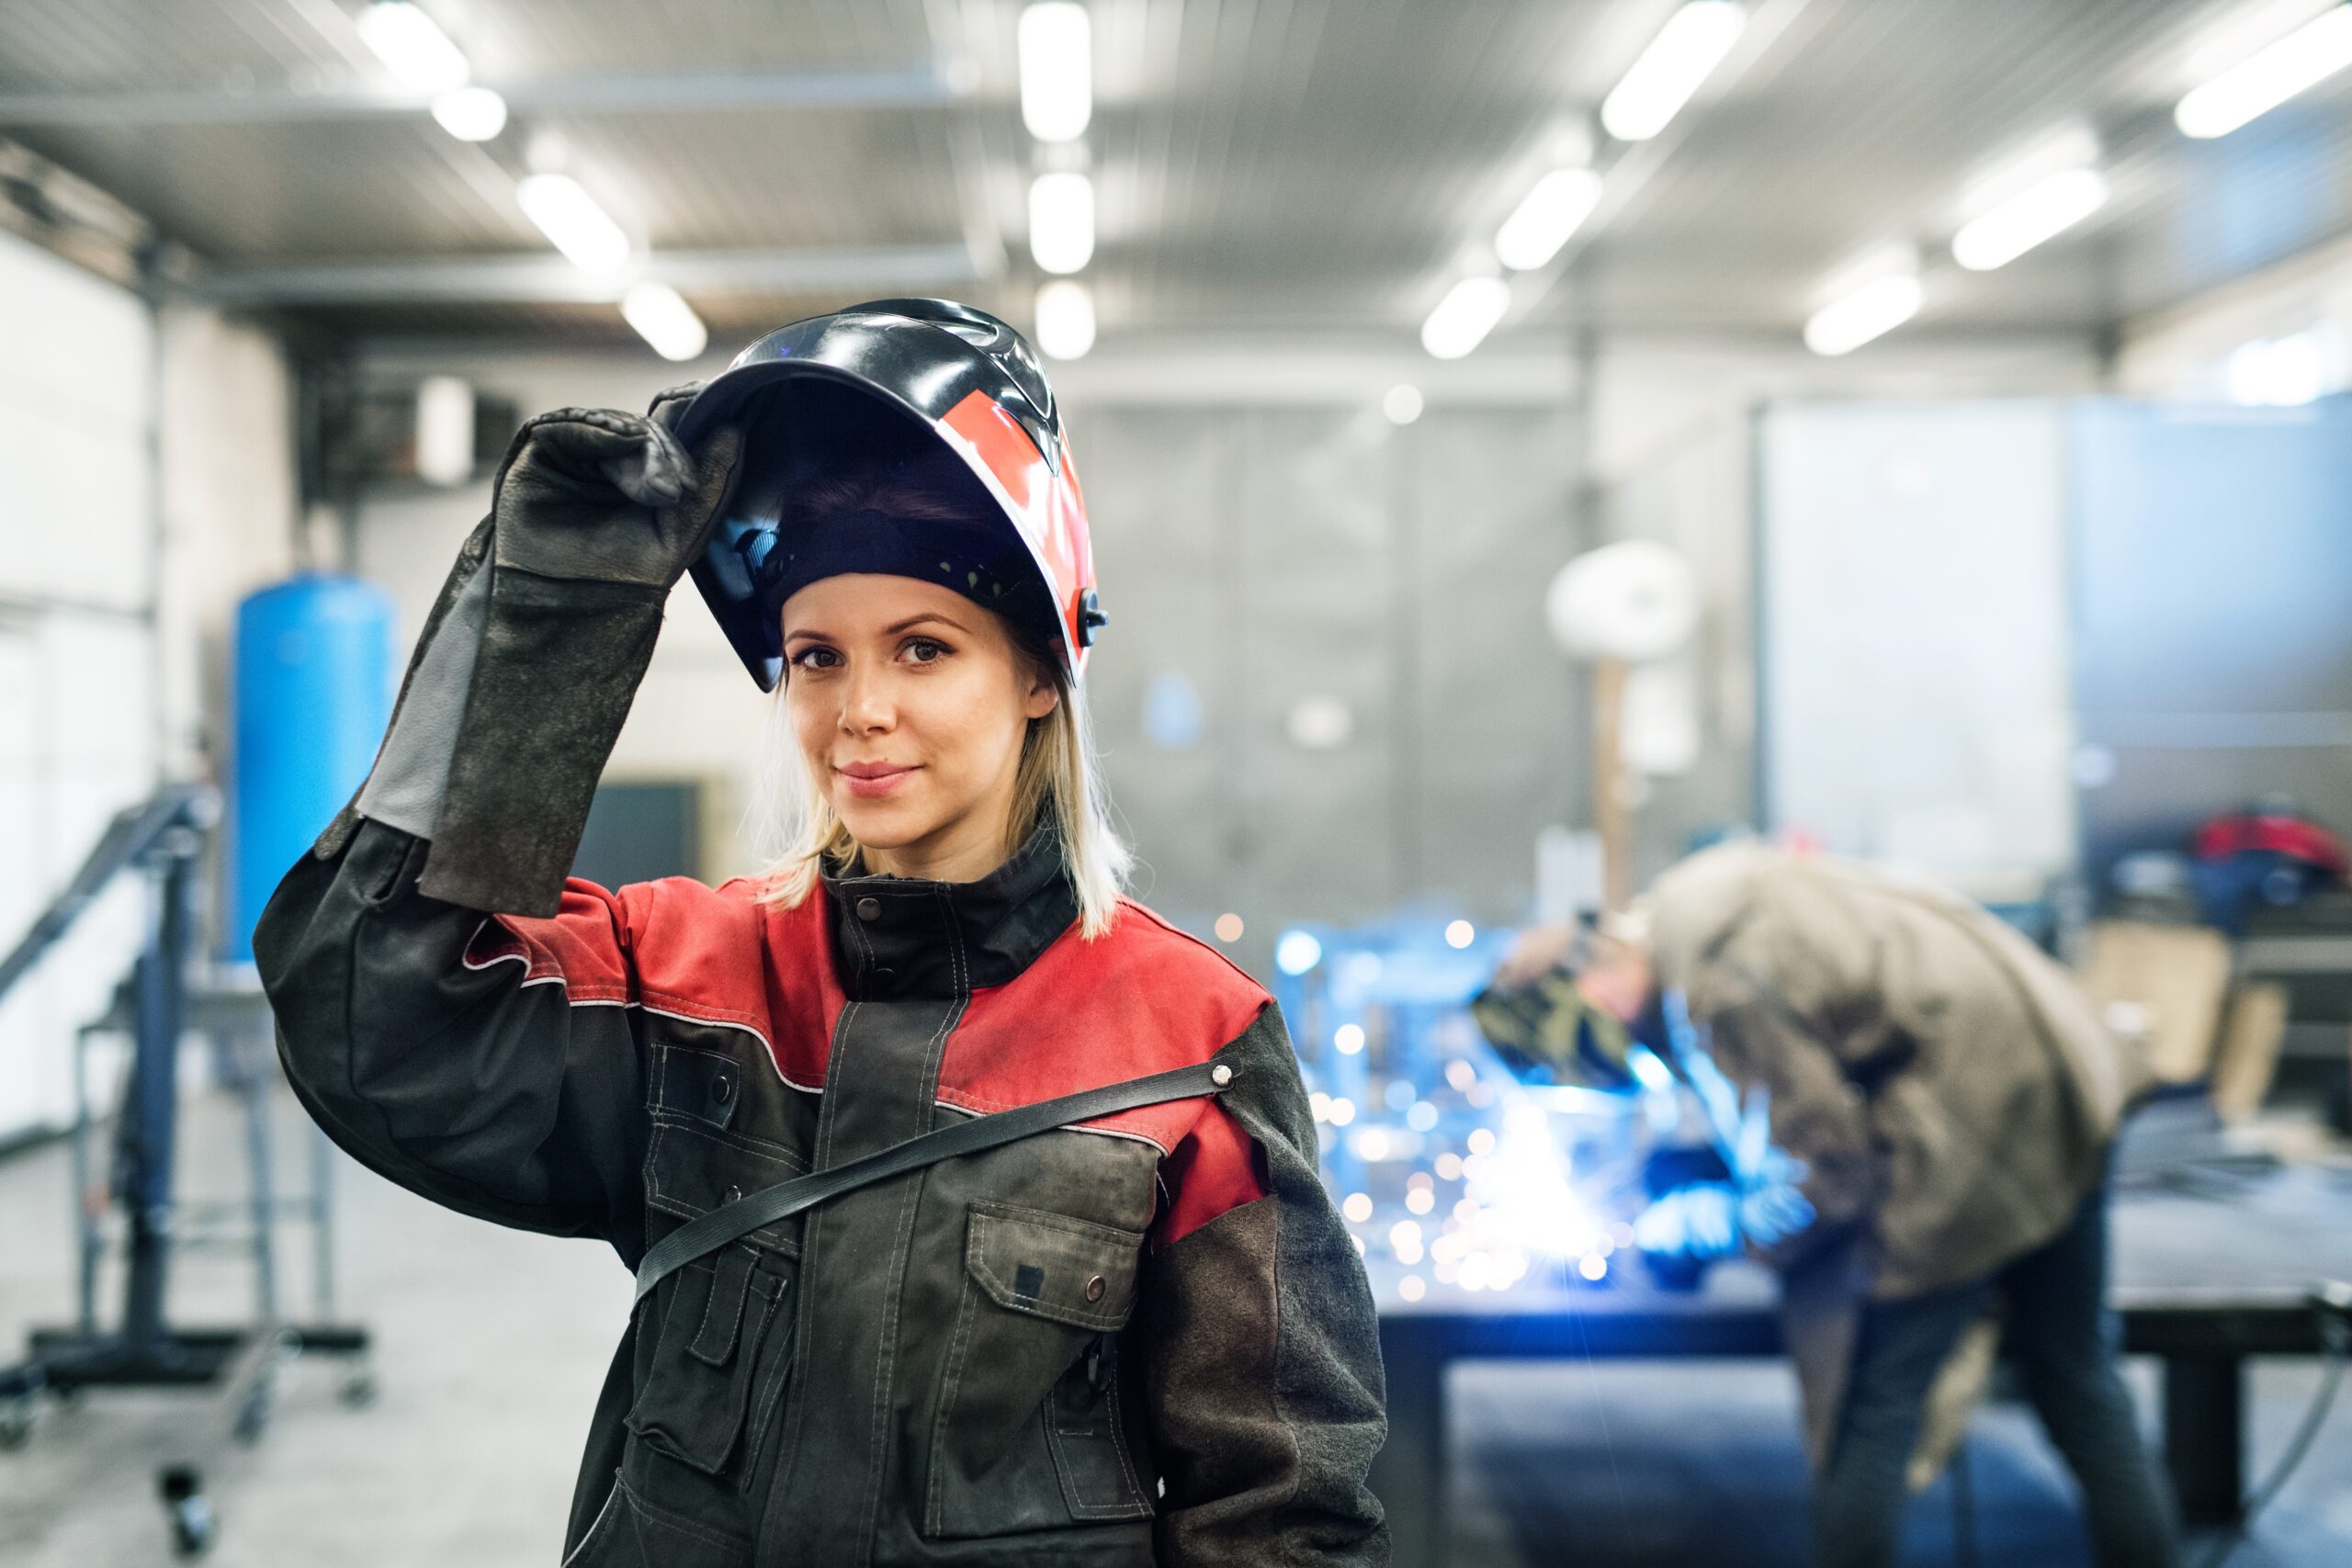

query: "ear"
left=1022, top=665, right=1062, bottom=722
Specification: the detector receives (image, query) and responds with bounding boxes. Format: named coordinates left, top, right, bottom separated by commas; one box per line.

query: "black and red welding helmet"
left=671, top=298, right=1105, bottom=691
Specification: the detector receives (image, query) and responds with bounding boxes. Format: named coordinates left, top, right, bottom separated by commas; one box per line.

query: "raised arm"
left=255, top=389, right=740, bottom=1252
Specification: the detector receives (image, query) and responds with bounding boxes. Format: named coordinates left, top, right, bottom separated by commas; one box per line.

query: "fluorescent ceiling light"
left=1601, top=2, right=1747, bottom=141
left=358, top=2, right=470, bottom=93
left=515, top=174, right=630, bottom=274
left=1019, top=3, right=1092, bottom=141
left=1028, top=171, right=1095, bottom=274
left=431, top=85, right=507, bottom=141
left=1421, top=276, right=1511, bottom=360
left=2177, top=3, right=2352, bottom=138
left=413, top=376, right=474, bottom=487
left=1951, top=166, right=2109, bottom=270
left=622, top=282, right=707, bottom=362
left=1035, top=279, right=1096, bottom=359
left=1496, top=167, right=1605, bottom=271
left=1804, top=273, right=1922, bottom=356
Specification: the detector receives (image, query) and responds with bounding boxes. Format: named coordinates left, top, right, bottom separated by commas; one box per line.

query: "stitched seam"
left=930, top=1099, right=1173, bottom=1154
left=923, top=1270, right=987, bottom=1532
left=966, top=1212, right=1136, bottom=1331
left=650, top=1043, right=741, bottom=1128
left=1102, top=1341, right=1150, bottom=1511
left=689, top=1255, right=743, bottom=1363
left=646, top=1109, right=808, bottom=1168
left=936, top=1082, right=1187, bottom=1134
left=757, top=990, right=861, bottom=1561
left=742, top=1275, right=794, bottom=1468
left=639, top=1002, right=820, bottom=1094
left=860, top=925, right=964, bottom=1568
left=615, top=1472, right=749, bottom=1554
left=968, top=1200, right=1148, bottom=1248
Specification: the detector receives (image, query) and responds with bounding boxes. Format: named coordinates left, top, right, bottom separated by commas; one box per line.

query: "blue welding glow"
left=1274, top=929, right=1324, bottom=976
left=1657, top=988, right=1817, bottom=1252
left=1626, top=1044, right=1674, bottom=1092
left=1472, top=1099, right=1604, bottom=1262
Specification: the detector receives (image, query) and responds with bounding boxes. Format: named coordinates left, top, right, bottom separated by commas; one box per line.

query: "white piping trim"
left=933, top=1099, right=1172, bottom=1156
left=637, top=1000, right=823, bottom=1097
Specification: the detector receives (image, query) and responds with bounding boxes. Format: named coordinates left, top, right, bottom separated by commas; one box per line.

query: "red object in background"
left=2193, top=812, right=2349, bottom=879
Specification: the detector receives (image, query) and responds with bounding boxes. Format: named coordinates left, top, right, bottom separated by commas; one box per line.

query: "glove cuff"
left=415, top=564, right=665, bottom=914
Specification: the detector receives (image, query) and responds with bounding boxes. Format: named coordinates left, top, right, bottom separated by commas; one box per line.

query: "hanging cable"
left=2192, top=1282, right=2352, bottom=1568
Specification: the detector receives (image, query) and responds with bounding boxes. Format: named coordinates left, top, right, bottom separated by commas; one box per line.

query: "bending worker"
left=257, top=300, right=1386, bottom=1566
left=1474, top=839, right=2178, bottom=1568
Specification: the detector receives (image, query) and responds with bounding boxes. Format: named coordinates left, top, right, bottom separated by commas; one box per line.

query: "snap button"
left=1210, top=1064, right=1233, bottom=1088
left=710, top=1075, right=733, bottom=1105
left=722, top=1184, right=742, bottom=1204
left=856, top=897, right=882, bottom=921
left=1085, top=1274, right=1106, bottom=1303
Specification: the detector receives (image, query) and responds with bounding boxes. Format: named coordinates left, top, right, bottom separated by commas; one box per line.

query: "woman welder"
left=255, top=299, right=1388, bottom=1567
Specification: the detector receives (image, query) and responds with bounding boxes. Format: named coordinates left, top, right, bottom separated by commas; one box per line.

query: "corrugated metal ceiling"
left=3, top=0, right=2349, bottom=349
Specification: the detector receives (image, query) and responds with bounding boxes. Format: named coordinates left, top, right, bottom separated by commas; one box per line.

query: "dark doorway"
left=571, top=781, right=703, bottom=888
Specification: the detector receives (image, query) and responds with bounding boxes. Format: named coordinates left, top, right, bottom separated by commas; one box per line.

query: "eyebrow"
left=783, top=611, right=970, bottom=643
left=884, top=612, right=970, bottom=636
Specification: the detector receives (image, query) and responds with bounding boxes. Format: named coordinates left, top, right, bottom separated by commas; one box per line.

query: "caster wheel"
left=339, top=1368, right=378, bottom=1408
left=159, top=1467, right=216, bottom=1558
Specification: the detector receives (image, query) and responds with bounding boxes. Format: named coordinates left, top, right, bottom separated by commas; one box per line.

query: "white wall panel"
left=0, top=228, right=157, bottom=1141
left=1758, top=401, right=2078, bottom=900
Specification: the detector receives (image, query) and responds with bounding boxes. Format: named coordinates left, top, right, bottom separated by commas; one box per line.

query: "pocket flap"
left=653, top=1046, right=745, bottom=1132
left=646, top=1122, right=806, bottom=1258
left=964, top=1201, right=1142, bottom=1331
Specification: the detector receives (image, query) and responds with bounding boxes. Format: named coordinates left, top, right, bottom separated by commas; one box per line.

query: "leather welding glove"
left=324, top=383, right=742, bottom=916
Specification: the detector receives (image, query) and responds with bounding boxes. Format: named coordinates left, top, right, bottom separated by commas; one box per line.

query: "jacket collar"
left=819, top=822, right=1079, bottom=1000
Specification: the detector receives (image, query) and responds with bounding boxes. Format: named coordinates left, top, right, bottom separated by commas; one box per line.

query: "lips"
left=837, top=761, right=918, bottom=800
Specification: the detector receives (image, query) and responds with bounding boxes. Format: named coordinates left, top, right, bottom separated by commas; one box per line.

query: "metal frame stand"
left=0, top=788, right=371, bottom=1446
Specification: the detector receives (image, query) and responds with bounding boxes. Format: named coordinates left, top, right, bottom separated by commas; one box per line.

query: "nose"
left=838, top=661, right=894, bottom=735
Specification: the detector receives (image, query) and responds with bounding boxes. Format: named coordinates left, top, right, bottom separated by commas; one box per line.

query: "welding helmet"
left=670, top=299, right=1105, bottom=691
left=1469, top=922, right=1639, bottom=1086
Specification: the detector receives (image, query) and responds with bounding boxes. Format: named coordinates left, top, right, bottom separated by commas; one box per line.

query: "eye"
left=903, top=637, right=950, bottom=664
left=789, top=645, right=842, bottom=671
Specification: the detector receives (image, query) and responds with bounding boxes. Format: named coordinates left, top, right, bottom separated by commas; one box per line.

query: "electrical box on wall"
left=317, top=378, right=521, bottom=491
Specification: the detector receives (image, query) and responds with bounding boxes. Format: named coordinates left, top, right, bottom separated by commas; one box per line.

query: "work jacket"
left=250, top=400, right=1386, bottom=1563
left=1639, top=843, right=2151, bottom=1458
left=258, top=818, right=1389, bottom=1566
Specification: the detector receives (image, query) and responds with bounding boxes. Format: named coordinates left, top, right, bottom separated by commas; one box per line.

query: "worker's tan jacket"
left=1648, top=843, right=2144, bottom=1297
left=1644, top=844, right=2151, bottom=1459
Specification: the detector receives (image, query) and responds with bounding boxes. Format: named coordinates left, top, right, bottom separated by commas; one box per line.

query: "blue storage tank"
left=231, top=574, right=396, bottom=960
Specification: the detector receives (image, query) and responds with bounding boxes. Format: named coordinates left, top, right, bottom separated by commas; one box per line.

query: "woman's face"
left=781, top=572, right=1059, bottom=882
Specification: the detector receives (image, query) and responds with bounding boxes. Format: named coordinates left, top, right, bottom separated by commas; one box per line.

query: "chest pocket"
left=925, top=1201, right=1151, bottom=1538
left=629, top=1111, right=805, bottom=1486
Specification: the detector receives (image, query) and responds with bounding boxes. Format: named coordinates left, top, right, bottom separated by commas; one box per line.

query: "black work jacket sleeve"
left=1135, top=1004, right=1390, bottom=1566
left=254, top=817, right=651, bottom=1256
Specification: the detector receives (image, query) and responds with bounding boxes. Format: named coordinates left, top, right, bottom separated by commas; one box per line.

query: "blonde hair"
left=746, top=448, right=1132, bottom=938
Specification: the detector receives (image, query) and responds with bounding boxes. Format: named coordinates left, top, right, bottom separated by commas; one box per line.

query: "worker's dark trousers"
left=1813, top=1184, right=2183, bottom=1568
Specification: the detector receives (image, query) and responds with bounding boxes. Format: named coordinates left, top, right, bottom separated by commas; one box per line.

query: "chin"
left=831, top=795, right=936, bottom=853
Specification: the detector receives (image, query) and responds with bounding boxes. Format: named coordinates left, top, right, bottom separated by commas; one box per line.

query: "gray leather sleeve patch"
left=356, top=552, right=492, bottom=839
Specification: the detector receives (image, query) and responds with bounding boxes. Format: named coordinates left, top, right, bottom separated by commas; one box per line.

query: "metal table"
left=1366, top=1173, right=2352, bottom=1568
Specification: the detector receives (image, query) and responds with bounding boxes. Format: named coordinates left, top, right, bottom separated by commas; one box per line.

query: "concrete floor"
left=3, top=1085, right=2349, bottom=1566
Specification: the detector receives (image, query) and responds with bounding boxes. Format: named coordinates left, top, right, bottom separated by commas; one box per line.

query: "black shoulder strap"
left=633, top=1057, right=1234, bottom=1304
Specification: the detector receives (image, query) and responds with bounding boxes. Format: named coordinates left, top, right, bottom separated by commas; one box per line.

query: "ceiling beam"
left=176, top=244, right=989, bottom=306
left=0, top=69, right=963, bottom=129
